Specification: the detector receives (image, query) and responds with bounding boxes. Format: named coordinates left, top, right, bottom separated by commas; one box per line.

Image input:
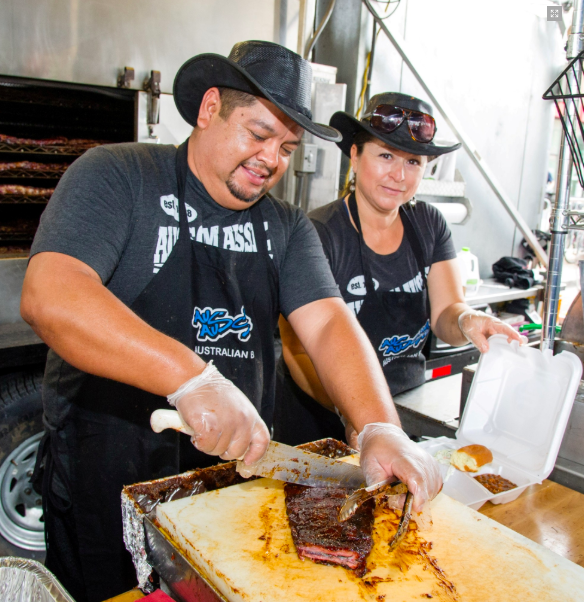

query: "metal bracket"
left=143, top=70, right=161, bottom=139
left=566, top=210, right=584, bottom=229
left=117, top=66, right=135, bottom=89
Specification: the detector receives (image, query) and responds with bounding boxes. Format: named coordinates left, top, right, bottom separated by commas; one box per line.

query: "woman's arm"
left=279, top=314, right=336, bottom=411
left=428, top=258, right=524, bottom=351
left=427, top=258, right=468, bottom=345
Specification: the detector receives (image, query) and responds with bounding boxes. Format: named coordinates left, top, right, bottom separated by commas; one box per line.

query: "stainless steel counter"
left=393, top=375, right=461, bottom=439
left=465, top=278, right=544, bottom=306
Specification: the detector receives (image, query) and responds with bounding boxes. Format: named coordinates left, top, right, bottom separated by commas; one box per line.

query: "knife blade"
left=236, top=440, right=366, bottom=489
left=150, top=410, right=365, bottom=489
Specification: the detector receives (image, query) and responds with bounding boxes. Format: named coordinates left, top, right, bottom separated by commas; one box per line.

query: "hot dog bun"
left=450, top=444, right=493, bottom=472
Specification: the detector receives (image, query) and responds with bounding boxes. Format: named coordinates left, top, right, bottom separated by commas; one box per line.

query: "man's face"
left=191, top=90, right=304, bottom=210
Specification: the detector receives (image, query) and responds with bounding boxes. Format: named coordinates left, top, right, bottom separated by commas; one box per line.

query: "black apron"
left=274, top=194, right=429, bottom=445
left=348, top=193, right=429, bottom=395
left=37, top=140, right=279, bottom=602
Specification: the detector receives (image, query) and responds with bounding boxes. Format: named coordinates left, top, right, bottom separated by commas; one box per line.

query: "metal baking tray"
left=122, top=438, right=354, bottom=602
left=0, top=557, right=76, bottom=602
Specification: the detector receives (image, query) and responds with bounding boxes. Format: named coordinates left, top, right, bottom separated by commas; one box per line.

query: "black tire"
left=0, top=369, right=46, bottom=560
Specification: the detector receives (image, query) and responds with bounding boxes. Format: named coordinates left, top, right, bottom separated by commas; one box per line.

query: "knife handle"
left=150, top=409, right=195, bottom=437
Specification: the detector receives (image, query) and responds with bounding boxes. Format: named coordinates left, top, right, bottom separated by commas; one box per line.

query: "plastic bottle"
left=457, top=247, right=480, bottom=296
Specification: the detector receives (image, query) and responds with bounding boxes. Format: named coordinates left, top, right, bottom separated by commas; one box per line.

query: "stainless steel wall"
left=315, top=0, right=565, bottom=276
left=0, top=0, right=281, bottom=93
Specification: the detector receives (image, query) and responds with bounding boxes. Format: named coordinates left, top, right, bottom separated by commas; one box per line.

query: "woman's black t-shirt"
left=308, top=198, right=457, bottom=315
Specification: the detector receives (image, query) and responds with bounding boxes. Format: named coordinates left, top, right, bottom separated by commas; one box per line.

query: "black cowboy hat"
left=173, top=40, right=341, bottom=143
left=330, top=92, right=461, bottom=157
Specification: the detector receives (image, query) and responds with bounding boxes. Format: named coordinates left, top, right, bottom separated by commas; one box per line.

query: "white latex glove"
left=168, top=362, right=270, bottom=464
left=358, top=422, right=442, bottom=513
left=458, top=309, right=527, bottom=353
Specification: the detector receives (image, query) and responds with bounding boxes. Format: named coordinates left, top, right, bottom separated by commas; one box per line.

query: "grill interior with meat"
left=0, top=76, right=136, bottom=257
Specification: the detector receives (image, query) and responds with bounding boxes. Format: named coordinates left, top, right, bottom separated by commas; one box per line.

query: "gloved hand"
left=358, top=423, right=442, bottom=513
left=458, top=309, right=527, bottom=353
left=168, top=362, right=270, bottom=464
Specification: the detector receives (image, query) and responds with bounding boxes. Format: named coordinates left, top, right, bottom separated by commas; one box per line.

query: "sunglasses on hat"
left=365, top=104, right=437, bottom=143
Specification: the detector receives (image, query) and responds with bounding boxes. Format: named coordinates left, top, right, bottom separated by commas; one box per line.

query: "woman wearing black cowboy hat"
left=275, top=92, right=525, bottom=447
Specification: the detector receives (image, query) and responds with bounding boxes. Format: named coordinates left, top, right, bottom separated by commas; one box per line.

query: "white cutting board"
left=156, top=474, right=584, bottom=602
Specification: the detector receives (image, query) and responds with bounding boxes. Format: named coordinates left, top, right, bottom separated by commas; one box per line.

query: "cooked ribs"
left=0, top=161, right=68, bottom=173
left=284, top=484, right=374, bottom=577
left=0, top=185, right=55, bottom=196
left=0, top=133, right=106, bottom=149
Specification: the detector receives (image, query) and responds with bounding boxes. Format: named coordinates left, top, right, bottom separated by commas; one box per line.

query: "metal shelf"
left=0, top=141, right=99, bottom=156
left=0, top=168, right=65, bottom=179
left=417, top=178, right=466, bottom=198
left=0, top=195, right=51, bottom=204
left=0, top=232, right=36, bottom=241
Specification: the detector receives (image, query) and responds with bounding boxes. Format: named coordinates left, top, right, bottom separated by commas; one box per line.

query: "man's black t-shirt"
left=309, top=198, right=457, bottom=316
left=31, top=142, right=340, bottom=428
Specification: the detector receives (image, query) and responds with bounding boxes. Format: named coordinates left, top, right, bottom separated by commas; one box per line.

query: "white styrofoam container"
left=418, top=335, right=582, bottom=510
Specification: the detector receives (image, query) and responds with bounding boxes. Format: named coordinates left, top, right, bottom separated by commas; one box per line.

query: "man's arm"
left=287, top=297, right=440, bottom=511
left=21, top=252, right=206, bottom=395
left=21, top=252, right=269, bottom=462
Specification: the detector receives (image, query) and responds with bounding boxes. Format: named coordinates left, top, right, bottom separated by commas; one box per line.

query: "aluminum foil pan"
left=0, top=557, right=75, bottom=602
left=122, top=438, right=354, bottom=594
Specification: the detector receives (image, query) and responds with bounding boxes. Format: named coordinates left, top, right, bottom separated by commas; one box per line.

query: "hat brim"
left=330, top=111, right=461, bottom=157
left=174, top=54, right=341, bottom=143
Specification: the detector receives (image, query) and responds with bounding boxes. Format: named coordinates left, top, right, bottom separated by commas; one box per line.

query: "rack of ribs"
left=284, top=483, right=374, bottom=577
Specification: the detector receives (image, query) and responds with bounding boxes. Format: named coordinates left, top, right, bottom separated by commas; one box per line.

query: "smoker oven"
left=0, top=75, right=136, bottom=257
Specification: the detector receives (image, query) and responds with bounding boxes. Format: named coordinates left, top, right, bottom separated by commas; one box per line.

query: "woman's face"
left=351, top=139, right=428, bottom=213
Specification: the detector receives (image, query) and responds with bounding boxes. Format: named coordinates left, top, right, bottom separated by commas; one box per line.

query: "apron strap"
left=347, top=193, right=428, bottom=292
left=31, top=430, right=73, bottom=512
left=175, top=140, right=192, bottom=242
left=400, top=205, right=428, bottom=287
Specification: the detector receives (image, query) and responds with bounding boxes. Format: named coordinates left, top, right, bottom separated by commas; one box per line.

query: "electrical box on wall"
left=276, top=63, right=346, bottom=212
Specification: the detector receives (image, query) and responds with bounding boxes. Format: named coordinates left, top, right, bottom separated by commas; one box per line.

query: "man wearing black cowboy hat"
left=22, top=42, right=441, bottom=601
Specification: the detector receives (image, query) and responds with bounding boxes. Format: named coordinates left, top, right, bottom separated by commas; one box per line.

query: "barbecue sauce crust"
left=284, top=483, right=375, bottom=577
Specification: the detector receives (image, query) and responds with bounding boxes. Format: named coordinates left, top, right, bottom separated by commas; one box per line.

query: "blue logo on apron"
left=378, top=320, right=430, bottom=357
left=192, top=306, right=253, bottom=342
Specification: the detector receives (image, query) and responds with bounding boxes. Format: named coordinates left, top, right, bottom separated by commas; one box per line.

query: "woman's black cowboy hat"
left=173, top=40, right=341, bottom=142
left=330, top=92, right=461, bottom=157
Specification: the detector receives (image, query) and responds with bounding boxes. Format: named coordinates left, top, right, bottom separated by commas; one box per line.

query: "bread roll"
left=450, top=444, right=493, bottom=472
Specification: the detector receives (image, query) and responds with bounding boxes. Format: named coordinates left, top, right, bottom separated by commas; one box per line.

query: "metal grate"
left=0, top=141, right=93, bottom=156
left=0, top=195, right=51, bottom=204
left=0, top=168, right=66, bottom=179
left=543, top=51, right=584, bottom=188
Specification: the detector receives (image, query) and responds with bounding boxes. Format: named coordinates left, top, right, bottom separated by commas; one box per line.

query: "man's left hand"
left=358, top=423, right=442, bottom=513
left=458, top=309, right=527, bottom=353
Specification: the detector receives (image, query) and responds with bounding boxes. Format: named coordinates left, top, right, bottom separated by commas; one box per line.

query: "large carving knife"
left=150, top=409, right=366, bottom=489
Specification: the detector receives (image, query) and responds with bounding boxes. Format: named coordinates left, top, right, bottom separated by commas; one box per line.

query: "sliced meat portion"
left=284, top=483, right=374, bottom=577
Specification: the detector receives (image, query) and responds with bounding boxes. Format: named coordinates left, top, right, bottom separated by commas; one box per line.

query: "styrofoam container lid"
left=456, top=335, right=582, bottom=482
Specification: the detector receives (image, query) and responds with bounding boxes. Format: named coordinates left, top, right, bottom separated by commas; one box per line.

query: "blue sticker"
left=379, top=320, right=430, bottom=357
left=192, top=306, right=253, bottom=342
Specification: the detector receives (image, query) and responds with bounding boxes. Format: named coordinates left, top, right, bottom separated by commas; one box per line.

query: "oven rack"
left=0, top=141, right=99, bottom=157
left=0, top=231, right=36, bottom=242
left=0, top=194, right=51, bottom=204
left=0, top=168, right=66, bottom=179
